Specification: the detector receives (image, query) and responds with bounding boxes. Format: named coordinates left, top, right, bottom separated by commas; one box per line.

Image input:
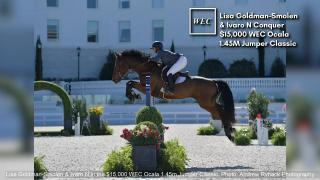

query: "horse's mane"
left=121, top=49, right=150, bottom=61
left=121, top=49, right=160, bottom=71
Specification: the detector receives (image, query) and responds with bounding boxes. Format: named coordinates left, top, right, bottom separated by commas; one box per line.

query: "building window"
left=47, top=0, right=58, bottom=7
left=119, top=21, right=131, bottom=42
left=87, top=0, right=98, bottom=8
left=152, top=20, right=164, bottom=41
left=192, top=0, right=205, bottom=7
left=47, top=20, right=59, bottom=40
left=119, top=0, right=130, bottom=9
left=87, top=21, right=99, bottom=43
left=235, top=0, right=248, bottom=5
left=152, top=0, right=164, bottom=8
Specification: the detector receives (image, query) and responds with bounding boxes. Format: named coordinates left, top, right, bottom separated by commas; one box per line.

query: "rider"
left=150, top=41, right=188, bottom=94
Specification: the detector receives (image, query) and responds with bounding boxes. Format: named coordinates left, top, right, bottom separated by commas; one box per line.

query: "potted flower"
left=88, top=106, right=104, bottom=135
left=120, top=121, right=161, bottom=171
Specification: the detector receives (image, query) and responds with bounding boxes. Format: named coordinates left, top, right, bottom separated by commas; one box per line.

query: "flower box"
left=132, top=145, right=157, bottom=171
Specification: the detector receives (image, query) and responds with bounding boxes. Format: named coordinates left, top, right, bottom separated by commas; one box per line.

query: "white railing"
left=34, top=78, right=286, bottom=126
left=34, top=102, right=286, bottom=126
left=67, top=78, right=285, bottom=100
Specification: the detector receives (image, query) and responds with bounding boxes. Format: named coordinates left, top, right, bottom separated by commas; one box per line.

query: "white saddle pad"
left=175, top=76, right=187, bottom=84
left=160, top=76, right=187, bottom=93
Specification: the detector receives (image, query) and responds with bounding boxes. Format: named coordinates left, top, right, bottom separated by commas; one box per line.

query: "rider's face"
left=153, top=47, right=159, bottom=53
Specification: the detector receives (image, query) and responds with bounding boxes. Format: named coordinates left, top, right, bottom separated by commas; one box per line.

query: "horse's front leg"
left=126, top=81, right=144, bottom=101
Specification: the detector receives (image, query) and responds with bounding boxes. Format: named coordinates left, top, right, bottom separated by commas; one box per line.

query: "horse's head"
left=112, top=52, right=130, bottom=83
left=112, top=50, right=154, bottom=83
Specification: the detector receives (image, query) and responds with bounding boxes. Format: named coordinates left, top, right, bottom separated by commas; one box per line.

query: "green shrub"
left=101, top=122, right=113, bottom=135
left=103, top=146, right=134, bottom=175
left=197, top=126, right=218, bottom=135
left=247, top=90, right=270, bottom=120
left=235, top=127, right=256, bottom=139
left=136, top=106, right=163, bottom=126
left=198, top=59, right=228, bottom=78
left=235, top=128, right=250, bottom=137
left=158, top=139, right=189, bottom=173
left=234, top=134, right=251, bottom=146
left=271, top=131, right=286, bottom=146
left=234, top=128, right=251, bottom=146
left=34, top=155, right=48, bottom=179
left=35, top=81, right=73, bottom=134
left=229, top=59, right=258, bottom=77
left=268, top=127, right=283, bottom=139
left=103, top=140, right=188, bottom=175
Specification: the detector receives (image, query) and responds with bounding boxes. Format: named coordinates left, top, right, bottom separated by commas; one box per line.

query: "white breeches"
left=167, top=56, right=187, bottom=76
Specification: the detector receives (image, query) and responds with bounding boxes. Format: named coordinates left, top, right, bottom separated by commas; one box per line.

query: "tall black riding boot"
left=167, top=73, right=175, bottom=93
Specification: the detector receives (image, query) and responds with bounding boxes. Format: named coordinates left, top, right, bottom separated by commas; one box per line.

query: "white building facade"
left=33, top=0, right=289, bottom=79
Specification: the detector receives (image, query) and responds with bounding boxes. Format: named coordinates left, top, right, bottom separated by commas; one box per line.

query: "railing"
left=67, top=78, right=286, bottom=101
left=34, top=78, right=286, bottom=126
left=34, top=103, right=286, bottom=126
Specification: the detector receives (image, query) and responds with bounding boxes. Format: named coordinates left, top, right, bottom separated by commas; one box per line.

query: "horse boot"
left=166, top=73, right=175, bottom=94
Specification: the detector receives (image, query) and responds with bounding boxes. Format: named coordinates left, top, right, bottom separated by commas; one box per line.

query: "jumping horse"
left=111, top=50, right=236, bottom=142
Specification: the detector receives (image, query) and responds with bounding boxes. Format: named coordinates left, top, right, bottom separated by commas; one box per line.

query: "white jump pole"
left=145, top=73, right=152, bottom=107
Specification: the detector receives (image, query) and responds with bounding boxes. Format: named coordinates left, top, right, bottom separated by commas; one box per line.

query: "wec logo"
left=193, top=18, right=212, bottom=25
left=189, top=8, right=217, bottom=35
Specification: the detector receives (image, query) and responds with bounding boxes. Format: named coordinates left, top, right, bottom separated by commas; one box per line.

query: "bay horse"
left=111, top=50, right=236, bottom=142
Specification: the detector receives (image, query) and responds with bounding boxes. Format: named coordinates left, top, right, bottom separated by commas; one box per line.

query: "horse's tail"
left=216, top=80, right=236, bottom=124
left=215, top=80, right=236, bottom=142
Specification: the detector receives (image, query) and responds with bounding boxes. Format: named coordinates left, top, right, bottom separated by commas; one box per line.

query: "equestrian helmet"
left=151, top=41, right=163, bottom=50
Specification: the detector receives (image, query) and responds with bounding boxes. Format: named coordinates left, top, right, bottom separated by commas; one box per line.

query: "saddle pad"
left=175, top=76, right=186, bottom=84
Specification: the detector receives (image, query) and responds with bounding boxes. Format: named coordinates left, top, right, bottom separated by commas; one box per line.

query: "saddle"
left=161, top=68, right=190, bottom=84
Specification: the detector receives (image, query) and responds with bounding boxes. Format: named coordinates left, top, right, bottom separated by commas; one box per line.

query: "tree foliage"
left=198, top=59, right=228, bottom=78
left=229, top=58, right=258, bottom=77
left=270, top=57, right=286, bottom=77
